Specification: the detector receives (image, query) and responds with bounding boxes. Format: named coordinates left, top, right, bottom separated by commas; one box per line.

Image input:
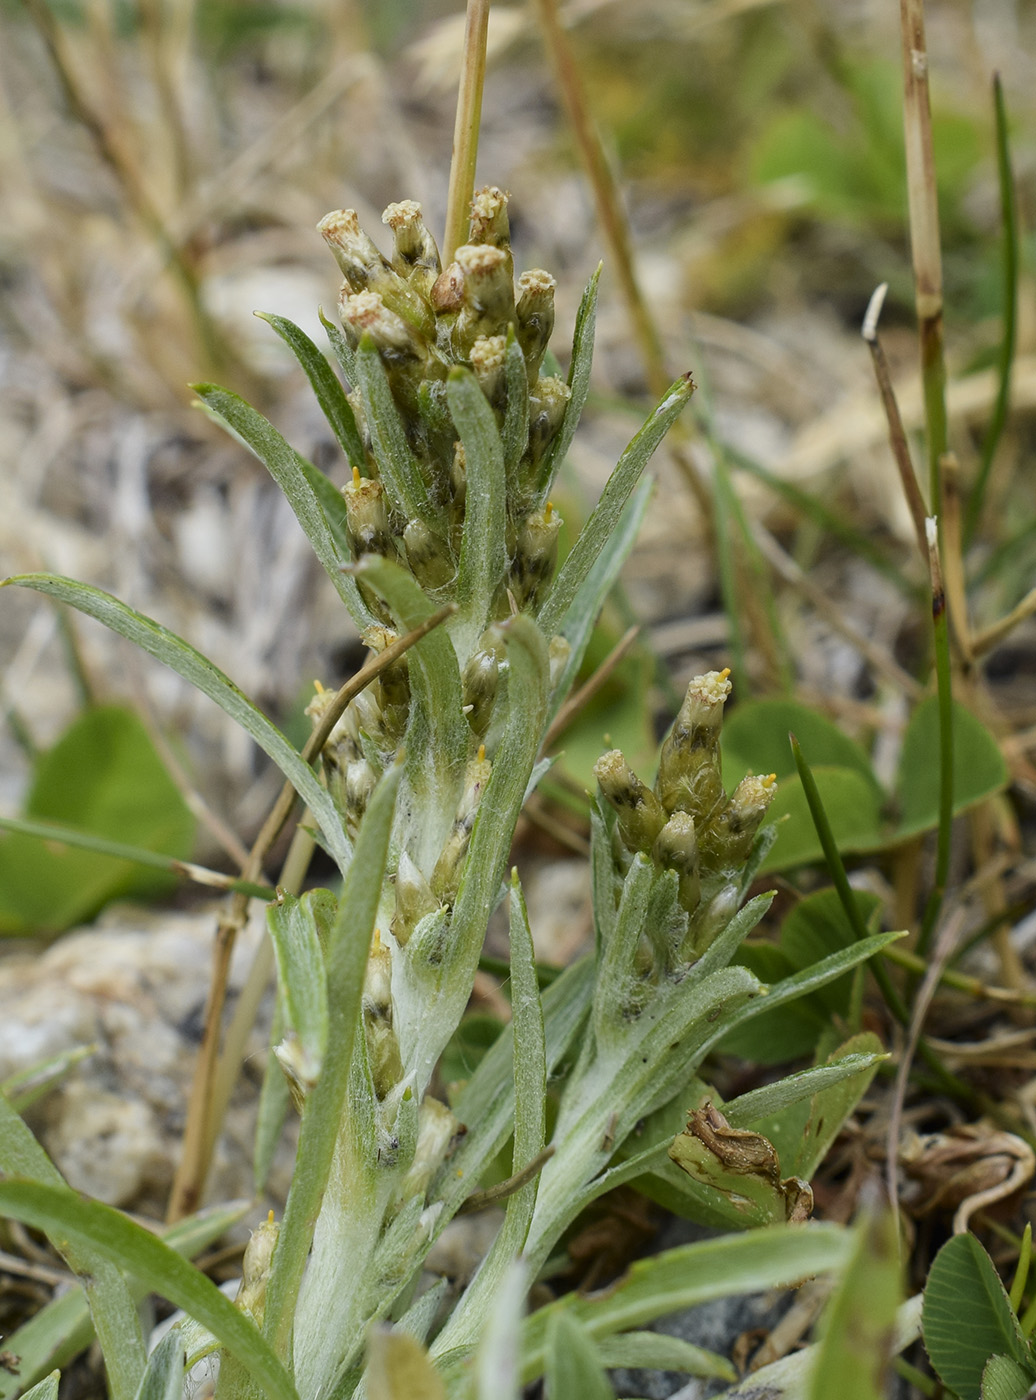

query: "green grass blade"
left=354, top=335, right=440, bottom=526
left=191, top=384, right=368, bottom=625
left=520, top=1224, right=853, bottom=1381
left=262, top=762, right=401, bottom=1362
left=0, top=814, right=274, bottom=901
left=0, top=1202, right=249, bottom=1400
left=1, top=575, right=350, bottom=873
left=256, top=312, right=365, bottom=469
left=0, top=1180, right=294, bottom=1400
left=538, top=375, right=695, bottom=638
left=965, top=75, right=1019, bottom=547
left=448, top=367, right=507, bottom=628
left=537, top=265, right=601, bottom=500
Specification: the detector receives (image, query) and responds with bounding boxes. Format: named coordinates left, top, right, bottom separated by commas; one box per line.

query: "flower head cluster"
left=319, top=187, right=566, bottom=615
left=594, top=670, right=776, bottom=955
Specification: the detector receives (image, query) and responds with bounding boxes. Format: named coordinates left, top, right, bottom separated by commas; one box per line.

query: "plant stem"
left=965, top=73, right=1018, bottom=547
left=918, top=519, right=954, bottom=954
left=443, top=0, right=491, bottom=265
left=899, top=0, right=948, bottom=515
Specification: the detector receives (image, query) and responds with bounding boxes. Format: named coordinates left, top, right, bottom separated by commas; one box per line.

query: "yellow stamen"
left=478, top=743, right=486, bottom=763
left=763, top=773, right=777, bottom=788
left=313, top=679, right=326, bottom=694
left=545, top=500, right=553, bottom=521
left=719, top=667, right=731, bottom=681
left=267, top=1209, right=275, bottom=1224
left=352, top=464, right=361, bottom=486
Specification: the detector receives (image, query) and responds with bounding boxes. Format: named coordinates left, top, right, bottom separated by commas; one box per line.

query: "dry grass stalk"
left=443, top=0, right=491, bottom=264
left=899, top=0, right=949, bottom=512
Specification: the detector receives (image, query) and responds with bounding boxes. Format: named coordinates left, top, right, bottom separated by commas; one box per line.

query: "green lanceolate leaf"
left=366, top=1330, right=446, bottom=1400
left=432, top=875, right=547, bottom=1356
left=133, top=1328, right=185, bottom=1400
left=594, top=1332, right=735, bottom=1382
left=521, top=1224, right=854, bottom=1383
left=502, top=327, right=530, bottom=479
left=354, top=554, right=468, bottom=843
left=807, top=1204, right=902, bottom=1400
left=0, top=1199, right=250, bottom=1400
left=547, top=478, right=653, bottom=725
left=537, top=265, right=601, bottom=500
left=319, top=307, right=358, bottom=384
left=262, top=762, right=401, bottom=1363
left=191, top=383, right=368, bottom=627
left=354, top=334, right=441, bottom=527
left=448, top=367, right=507, bottom=630
left=0, top=1095, right=147, bottom=1400
left=923, top=1233, right=1033, bottom=1400
left=722, top=1045, right=887, bottom=1132
left=17, top=1376, right=58, bottom=1400
left=538, top=374, right=695, bottom=639
left=445, top=617, right=549, bottom=1013
left=544, top=1312, right=614, bottom=1400
left=256, top=311, right=366, bottom=468
left=0, top=1180, right=294, bottom=1400
left=472, top=1260, right=526, bottom=1400
left=266, top=890, right=331, bottom=1086
left=2, top=575, right=350, bottom=874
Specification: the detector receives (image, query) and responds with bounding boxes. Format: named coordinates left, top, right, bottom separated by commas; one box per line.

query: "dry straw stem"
left=899, top=0, right=949, bottom=512
left=862, top=283, right=929, bottom=561
left=443, top=0, right=491, bottom=265
left=938, top=452, right=973, bottom=667
left=543, top=623, right=641, bottom=751
left=167, top=603, right=455, bottom=1222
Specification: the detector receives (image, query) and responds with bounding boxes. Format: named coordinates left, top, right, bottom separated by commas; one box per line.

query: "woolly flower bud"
left=655, top=669, right=732, bottom=819
left=526, top=376, right=571, bottom=476
left=391, top=851, right=438, bottom=946
left=701, top=773, right=777, bottom=871
left=470, top=334, right=508, bottom=406
left=653, top=810, right=701, bottom=914
left=516, top=269, right=556, bottom=381
left=462, top=647, right=500, bottom=739
left=401, top=1095, right=460, bottom=1200
left=431, top=747, right=492, bottom=902
left=320, top=209, right=432, bottom=336
left=548, top=635, right=571, bottom=691
left=236, top=1212, right=280, bottom=1326
left=364, top=932, right=403, bottom=1098
left=454, top=244, right=515, bottom=353
left=339, top=290, right=427, bottom=365
left=594, top=748, right=667, bottom=854
left=382, top=199, right=441, bottom=298
left=468, top=185, right=511, bottom=251
left=510, top=501, right=561, bottom=611
left=404, top=518, right=455, bottom=590
left=343, top=466, right=392, bottom=559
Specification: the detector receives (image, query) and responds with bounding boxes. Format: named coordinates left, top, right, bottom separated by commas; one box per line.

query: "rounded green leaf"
left=923, top=1234, right=1033, bottom=1400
